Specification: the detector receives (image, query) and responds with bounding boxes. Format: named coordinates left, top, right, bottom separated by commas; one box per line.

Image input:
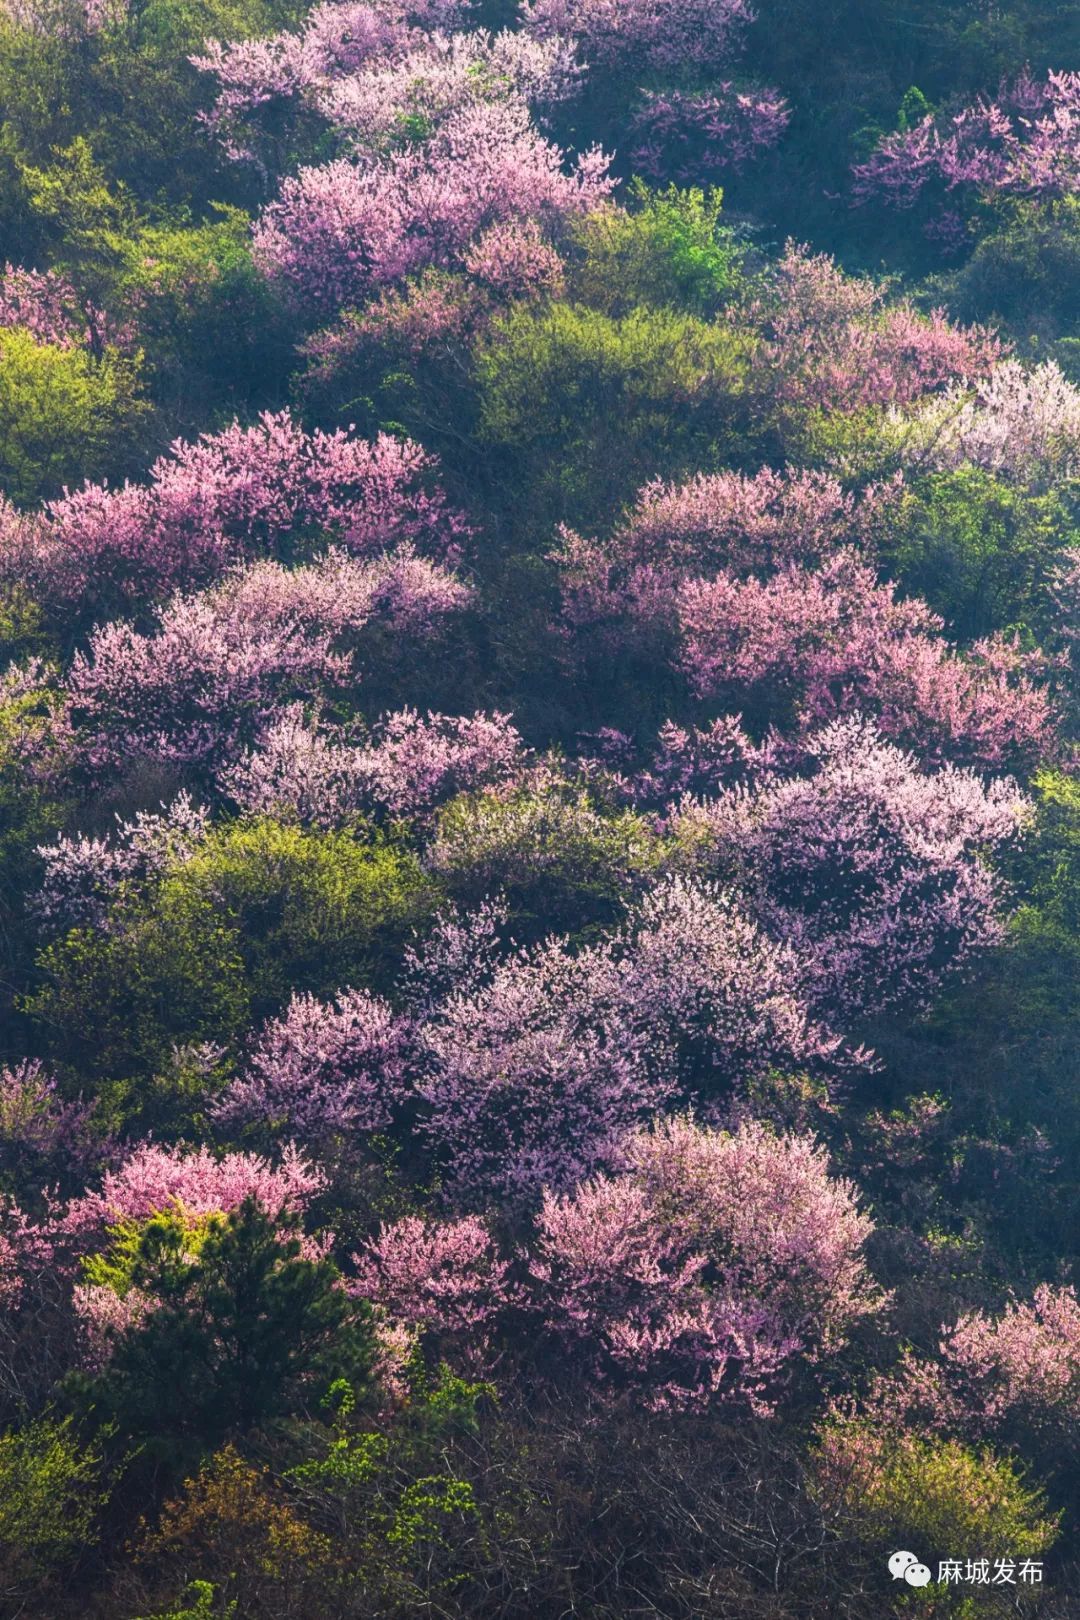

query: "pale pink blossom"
left=214, top=987, right=413, bottom=1138
left=901, top=359, right=1080, bottom=488
left=64, top=547, right=472, bottom=773
left=317, top=29, right=579, bottom=152
left=520, top=0, right=752, bottom=71
left=253, top=99, right=611, bottom=314
left=631, top=84, right=789, bottom=182
left=56, top=1141, right=325, bottom=1242
left=671, top=718, right=1029, bottom=1019
left=754, top=244, right=1001, bottom=414
left=34, top=793, right=209, bottom=930
left=526, top=1115, right=878, bottom=1410
left=7, top=411, right=469, bottom=615
left=854, top=69, right=1080, bottom=213
left=352, top=1213, right=511, bottom=1366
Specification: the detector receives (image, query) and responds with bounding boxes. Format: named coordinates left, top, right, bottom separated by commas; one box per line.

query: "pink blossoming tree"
left=219, top=705, right=525, bottom=827
left=417, top=931, right=664, bottom=1208
left=56, top=1140, right=325, bottom=1242
left=853, top=70, right=1080, bottom=221
left=670, top=718, right=1029, bottom=1021
left=752, top=244, right=1001, bottom=414
left=33, top=793, right=209, bottom=931
left=3, top=410, right=469, bottom=618
left=630, top=84, right=790, bottom=184
left=63, top=546, right=472, bottom=774
left=556, top=464, right=1053, bottom=771
left=252, top=99, right=611, bottom=315
left=351, top=1213, right=512, bottom=1369
left=857, top=1285, right=1080, bottom=1476
left=554, top=465, right=902, bottom=646
left=0, top=263, right=113, bottom=354
left=416, top=876, right=851, bottom=1209
left=214, top=986, right=413, bottom=1139
left=673, top=553, right=1053, bottom=770
left=897, top=359, right=1080, bottom=490
left=519, top=0, right=751, bottom=71
left=527, top=1115, right=880, bottom=1410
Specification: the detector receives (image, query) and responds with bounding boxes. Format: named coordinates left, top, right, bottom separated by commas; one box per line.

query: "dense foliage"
left=0, top=0, right=1078, bottom=1613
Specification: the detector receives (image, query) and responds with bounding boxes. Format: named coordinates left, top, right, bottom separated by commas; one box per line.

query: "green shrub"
left=476, top=300, right=751, bottom=530
left=0, top=669, right=64, bottom=1006
left=165, top=818, right=437, bottom=1010
left=281, top=1365, right=491, bottom=1614
left=0, top=1415, right=106, bottom=1604
left=29, top=889, right=250, bottom=1092
left=113, top=209, right=288, bottom=416
left=987, top=769, right=1080, bottom=1108
left=29, top=818, right=438, bottom=1089
left=568, top=185, right=747, bottom=318
left=0, top=325, right=146, bottom=503
left=0, top=0, right=303, bottom=213
left=814, top=1416, right=1059, bottom=1566
left=430, top=785, right=664, bottom=940
left=945, top=197, right=1080, bottom=347
left=70, top=1201, right=375, bottom=1457
left=884, top=467, right=1080, bottom=639
left=137, top=1582, right=236, bottom=1620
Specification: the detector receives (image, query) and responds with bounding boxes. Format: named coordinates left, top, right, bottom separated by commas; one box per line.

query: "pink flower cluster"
left=33, top=793, right=209, bottom=930
left=64, top=547, right=472, bottom=773
left=253, top=99, right=611, bottom=314
left=417, top=878, right=849, bottom=1208
left=301, top=216, right=566, bottom=376
left=866, top=1285, right=1080, bottom=1452
left=557, top=463, right=1052, bottom=772
left=2, top=0, right=125, bottom=39
left=325, top=1116, right=880, bottom=1405
left=215, top=987, right=413, bottom=1138
left=52, top=1141, right=328, bottom=1366
left=0, top=264, right=100, bottom=351
left=942, top=1285, right=1080, bottom=1438
left=193, top=1, right=424, bottom=163
left=6, top=1109, right=881, bottom=1408
left=3, top=410, right=469, bottom=616
left=556, top=465, right=901, bottom=640
left=0, top=1061, right=102, bottom=1178
left=139, top=862, right=857, bottom=1212
left=417, top=931, right=665, bottom=1206
left=216, top=705, right=372, bottom=828
left=903, top=359, right=1080, bottom=488
left=674, top=553, right=1053, bottom=770
left=520, top=0, right=752, bottom=70
left=672, top=718, right=1029, bottom=1020
left=56, top=1140, right=324, bottom=1243
left=853, top=69, right=1080, bottom=212
left=619, top=877, right=850, bottom=1087
left=620, top=715, right=780, bottom=804
left=532, top=1175, right=792, bottom=1411
left=352, top=1213, right=511, bottom=1367
left=631, top=84, right=790, bottom=183
left=0, top=1204, right=54, bottom=1310
left=352, top=707, right=525, bottom=818
left=754, top=244, right=1001, bottom=413
left=219, top=705, right=523, bottom=826
left=528, top=1115, right=879, bottom=1410
left=317, top=29, right=579, bottom=153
